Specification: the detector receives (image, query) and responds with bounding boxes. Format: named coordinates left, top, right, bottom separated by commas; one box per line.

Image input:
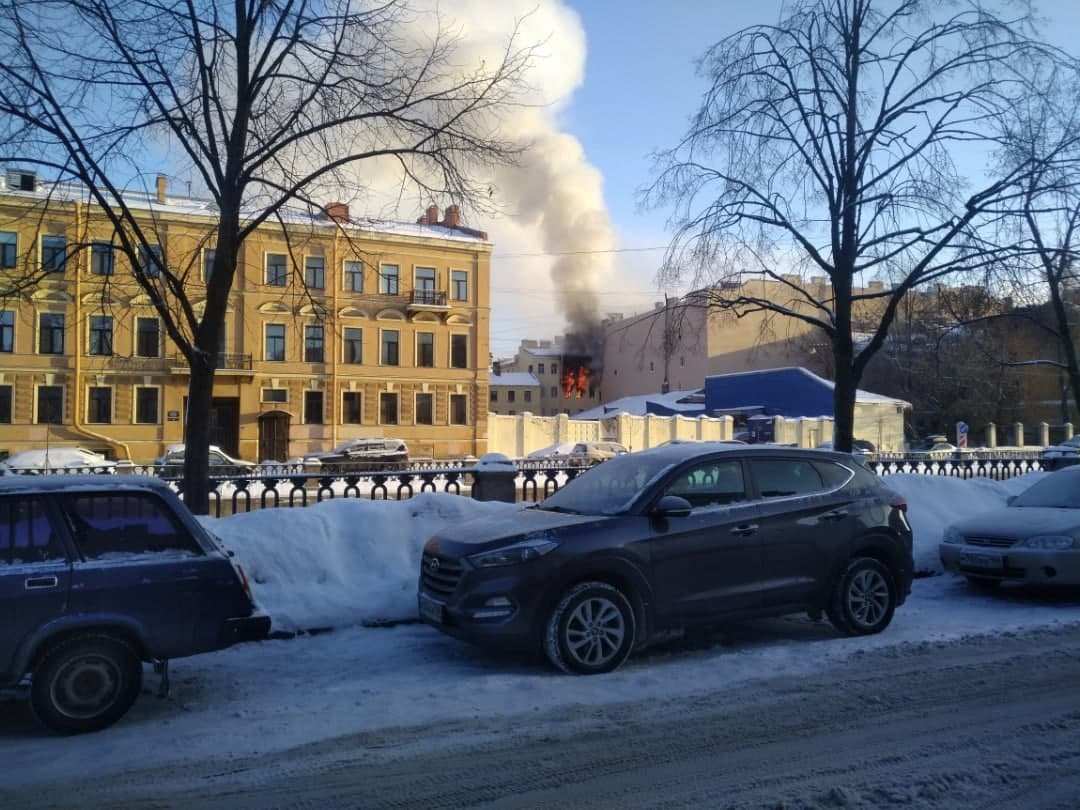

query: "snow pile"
left=203, top=493, right=520, bottom=631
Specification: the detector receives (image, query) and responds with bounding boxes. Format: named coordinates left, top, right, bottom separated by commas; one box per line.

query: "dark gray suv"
left=419, top=444, right=913, bottom=674
left=0, top=476, right=269, bottom=733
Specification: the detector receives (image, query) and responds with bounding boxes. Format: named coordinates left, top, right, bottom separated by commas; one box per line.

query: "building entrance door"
left=258, top=411, right=291, bottom=462
left=183, top=396, right=240, bottom=457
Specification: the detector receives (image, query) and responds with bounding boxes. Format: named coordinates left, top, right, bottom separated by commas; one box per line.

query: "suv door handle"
left=730, top=524, right=758, bottom=536
left=822, top=510, right=849, bottom=521
left=25, top=576, right=59, bottom=589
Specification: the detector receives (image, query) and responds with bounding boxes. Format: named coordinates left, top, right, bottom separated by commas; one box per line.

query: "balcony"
left=170, top=352, right=254, bottom=377
left=407, top=289, right=449, bottom=312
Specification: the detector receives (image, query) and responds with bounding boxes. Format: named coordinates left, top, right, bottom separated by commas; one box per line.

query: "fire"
left=562, top=365, right=591, bottom=398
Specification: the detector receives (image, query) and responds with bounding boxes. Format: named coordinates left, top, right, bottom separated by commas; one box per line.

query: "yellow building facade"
left=0, top=173, right=492, bottom=463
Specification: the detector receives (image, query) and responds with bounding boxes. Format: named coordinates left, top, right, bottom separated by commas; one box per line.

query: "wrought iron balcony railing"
left=172, top=352, right=253, bottom=371
left=409, top=290, right=448, bottom=307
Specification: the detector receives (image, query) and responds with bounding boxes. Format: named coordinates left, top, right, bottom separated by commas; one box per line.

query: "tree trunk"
left=183, top=353, right=215, bottom=515
left=1047, top=277, right=1080, bottom=424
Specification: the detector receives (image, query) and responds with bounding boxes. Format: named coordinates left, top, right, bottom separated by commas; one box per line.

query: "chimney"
left=493, top=360, right=502, bottom=376
left=325, top=202, right=349, bottom=224
left=426, top=204, right=439, bottom=225
left=442, top=204, right=461, bottom=229
left=155, top=174, right=167, bottom=203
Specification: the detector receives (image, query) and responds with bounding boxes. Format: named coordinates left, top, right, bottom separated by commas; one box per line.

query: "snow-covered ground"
left=2, top=472, right=1079, bottom=792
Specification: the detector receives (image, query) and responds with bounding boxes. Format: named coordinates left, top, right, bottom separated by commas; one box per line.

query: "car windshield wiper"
left=539, top=505, right=580, bottom=514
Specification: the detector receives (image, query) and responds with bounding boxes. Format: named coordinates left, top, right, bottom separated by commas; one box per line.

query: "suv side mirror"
left=652, top=495, right=692, bottom=518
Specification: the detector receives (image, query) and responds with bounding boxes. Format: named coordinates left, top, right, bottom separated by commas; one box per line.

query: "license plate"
left=960, top=552, right=1004, bottom=569
left=418, top=593, right=444, bottom=624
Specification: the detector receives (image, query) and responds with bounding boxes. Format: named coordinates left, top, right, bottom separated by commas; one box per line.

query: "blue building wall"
left=704, top=368, right=836, bottom=418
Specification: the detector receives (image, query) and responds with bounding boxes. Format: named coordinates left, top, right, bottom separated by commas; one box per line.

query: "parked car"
left=816, top=439, right=876, bottom=455
left=1, top=447, right=116, bottom=474
left=154, top=444, right=257, bottom=475
left=940, top=467, right=1080, bottom=587
left=908, top=436, right=968, bottom=458
left=1039, top=435, right=1080, bottom=471
left=527, top=441, right=629, bottom=465
left=0, top=475, right=270, bottom=733
left=418, top=444, right=913, bottom=675
left=303, top=437, right=409, bottom=470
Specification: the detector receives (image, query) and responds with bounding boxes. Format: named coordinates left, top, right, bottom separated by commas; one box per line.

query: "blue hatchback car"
left=0, top=475, right=269, bottom=733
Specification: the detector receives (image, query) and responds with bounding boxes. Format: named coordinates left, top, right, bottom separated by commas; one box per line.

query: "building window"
left=37, top=385, right=63, bottom=424
left=538, top=363, right=545, bottom=375
left=303, top=390, right=323, bottom=424
left=305, top=256, right=325, bottom=289
left=265, top=323, right=285, bottom=361
left=451, top=269, right=467, bottom=301
left=342, top=391, right=362, bottom=424
left=87, top=386, right=112, bottom=424
left=343, top=260, right=363, bottom=292
left=261, top=388, right=287, bottom=403
left=203, top=248, right=216, bottom=282
left=381, top=330, right=399, bottom=365
left=134, top=387, right=159, bottom=424
left=415, top=392, right=433, bottom=425
left=524, top=390, right=532, bottom=402
left=0, top=385, right=11, bottom=423
left=507, top=390, right=516, bottom=403
left=0, top=231, right=15, bottom=268
left=415, top=266, right=436, bottom=302
left=41, top=235, right=67, bottom=273
left=550, top=386, right=557, bottom=398
left=0, top=311, right=12, bottom=352
left=416, top=332, right=434, bottom=367
left=91, top=242, right=114, bottom=276
left=38, top=313, right=65, bottom=355
left=450, top=394, right=467, bottom=425
left=266, top=253, right=287, bottom=286
left=136, top=317, right=160, bottom=358
left=343, top=327, right=362, bottom=364
left=88, top=315, right=113, bottom=356
left=551, top=363, right=558, bottom=375
left=379, top=264, right=399, bottom=295
left=379, top=392, right=398, bottom=424
left=450, top=334, right=468, bottom=368
left=138, top=244, right=162, bottom=278
left=304, top=324, right=324, bottom=363
left=490, top=389, right=498, bottom=402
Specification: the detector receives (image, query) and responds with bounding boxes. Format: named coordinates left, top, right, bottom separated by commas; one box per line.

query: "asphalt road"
left=9, top=623, right=1080, bottom=810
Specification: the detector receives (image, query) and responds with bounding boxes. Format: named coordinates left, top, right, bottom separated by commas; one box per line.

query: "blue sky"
left=483, top=0, right=1080, bottom=356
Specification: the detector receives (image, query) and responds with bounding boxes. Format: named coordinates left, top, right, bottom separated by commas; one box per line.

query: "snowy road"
left=6, top=622, right=1079, bottom=809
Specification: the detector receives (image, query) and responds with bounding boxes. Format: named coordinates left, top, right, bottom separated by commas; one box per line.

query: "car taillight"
left=890, top=495, right=908, bottom=513
left=233, top=562, right=255, bottom=605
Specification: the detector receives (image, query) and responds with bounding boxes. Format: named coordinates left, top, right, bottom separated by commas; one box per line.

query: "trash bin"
left=470, top=452, right=518, bottom=502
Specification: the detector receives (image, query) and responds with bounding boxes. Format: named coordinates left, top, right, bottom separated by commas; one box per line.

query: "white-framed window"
left=380, top=329, right=399, bottom=365
left=0, top=231, right=16, bottom=268
left=203, top=248, right=216, bottom=282
left=138, top=244, right=162, bottom=278
left=134, top=386, right=160, bottom=424
left=304, top=390, right=324, bottom=424
left=342, top=391, right=362, bottom=424
left=343, top=327, right=362, bottom=364
left=343, top=260, right=364, bottom=292
left=87, top=385, right=112, bottom=424
left=0, top=384, right=11, bottom=423
left=41, top=234, right=67, bottom=273
left=135, top=317, right=160, bottom=358
left=449, top=393, right=468, bottom=425
left=379, top=263, right=399, bottom=295
left=416, top=331, right=434, bottom=367
left=261, top=388, right=288, bottom=403
left=266, top=252, right=287, bottom=286
left=451, top=269, right=468, bottom=301
left=36, top=384, right=64, bottom=424
left=265, top=323, right=286, bottom=361
left=38, top=312, right=65, bottom=355
left=450, top=333, right=468, bottom=368
left=88, top=315, right=113, bottom=356
left=91, top=242, right=115, bottom=276
left=415, top=392, right=434, bottom=425
left=305, top=255, right=325, bottom=289
left=379, top=391, right=399, bottom=424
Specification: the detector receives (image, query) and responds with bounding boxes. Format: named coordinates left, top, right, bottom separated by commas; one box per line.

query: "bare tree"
left=0, top=0, right=533, bottom=512
left=643, top=0, right=1074, bottom=452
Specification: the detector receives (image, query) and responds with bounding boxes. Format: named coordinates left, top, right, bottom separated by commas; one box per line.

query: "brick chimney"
left=155, top=174, right=167, bottom=203
left=325, top=202, right=349, bottom=224
left=442, top=204, right=461, bottom=228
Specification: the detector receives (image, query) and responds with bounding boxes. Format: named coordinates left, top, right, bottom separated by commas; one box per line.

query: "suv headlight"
left=942, top=526, right=964, bottom=544
left=468, top=538, right=559, bottom=568
left=1020, top=535, right=1077, bottom=550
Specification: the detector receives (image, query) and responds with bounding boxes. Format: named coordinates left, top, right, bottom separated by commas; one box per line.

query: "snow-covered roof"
left=572, top=388, right=706, bottom=420
left=489, top=372, right=540, bottom=387
left=519, top=346, right=566, bottom=358
left=0, top=178, right=490, bottom=245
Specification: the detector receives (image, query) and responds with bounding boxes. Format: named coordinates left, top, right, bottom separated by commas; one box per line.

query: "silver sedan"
left=940, top=469, right=1080, bottom=587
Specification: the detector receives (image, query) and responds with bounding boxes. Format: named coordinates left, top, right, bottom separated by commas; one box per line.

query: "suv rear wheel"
left=544, top=582, right=635, bottom=675
left=827, top=557, right=897, bottom=636
left=31, top=634, right=143, bottom=734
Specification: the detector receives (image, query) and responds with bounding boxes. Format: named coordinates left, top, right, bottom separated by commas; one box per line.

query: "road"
left=8, top=623, right=1079, bottom=810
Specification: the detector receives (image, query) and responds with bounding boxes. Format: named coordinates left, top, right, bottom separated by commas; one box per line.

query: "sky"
left=1, top=470, right=1079, bottom=801
left=483, top=0, right=1080, bottom=357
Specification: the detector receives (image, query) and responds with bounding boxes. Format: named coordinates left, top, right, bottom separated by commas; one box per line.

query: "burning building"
left=500, top=338, right=603, bottom=416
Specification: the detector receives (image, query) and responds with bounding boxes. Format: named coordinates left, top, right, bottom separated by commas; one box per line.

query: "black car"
left=419, top=444, right=913, bottom=674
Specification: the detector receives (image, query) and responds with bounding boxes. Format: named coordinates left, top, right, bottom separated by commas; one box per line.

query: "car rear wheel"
left=31, top=634, right=143, bottom=734
left=544, top=582, right=635, bottom=675
left=827, top=557, right=897, bottom=636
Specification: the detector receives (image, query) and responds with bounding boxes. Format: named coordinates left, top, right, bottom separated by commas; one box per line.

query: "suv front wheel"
left=827, top=557, right=897, bottom=636
left=31, top=634, right=144, bottom=734
left=543, top=582, right=636, bottom=675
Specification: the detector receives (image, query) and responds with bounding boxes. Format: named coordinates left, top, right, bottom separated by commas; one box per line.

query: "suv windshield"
left=538, top=452, right=674, bottom=515
left=1011, top=471, right=1080, bottom=509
